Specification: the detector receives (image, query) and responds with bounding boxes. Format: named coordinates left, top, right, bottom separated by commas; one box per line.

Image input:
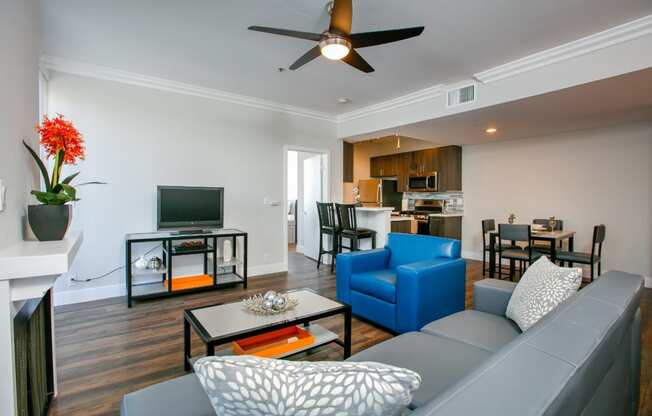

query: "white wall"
left=0, top=0, right=40, bottom=250
left=462, top=121, right=652, bottom=277
left=0, top=1, right=40, bottom=414
left=47, top=73, right=341, bottom=305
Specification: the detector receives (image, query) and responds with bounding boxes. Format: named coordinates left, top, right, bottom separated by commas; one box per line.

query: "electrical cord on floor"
left=70, top=244, right=163, bottom=283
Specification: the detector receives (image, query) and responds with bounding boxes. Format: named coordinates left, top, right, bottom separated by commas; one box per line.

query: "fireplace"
left=13, top=290, right=54, bottom=416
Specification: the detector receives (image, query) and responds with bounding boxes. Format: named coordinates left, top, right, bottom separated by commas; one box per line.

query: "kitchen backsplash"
left=404, top=192, right=464, bottom=212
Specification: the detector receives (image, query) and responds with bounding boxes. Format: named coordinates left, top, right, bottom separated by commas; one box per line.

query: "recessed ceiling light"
left=485, top=127, right=498, bottom=134
left=338, top=98, right=351, bottom=104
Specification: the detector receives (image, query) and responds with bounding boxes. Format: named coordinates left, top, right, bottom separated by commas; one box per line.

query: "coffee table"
left=183, top=289, right=352, bottom=370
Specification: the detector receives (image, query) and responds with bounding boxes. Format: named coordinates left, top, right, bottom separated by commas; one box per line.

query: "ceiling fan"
left=248, top=0, right=424, bottom=73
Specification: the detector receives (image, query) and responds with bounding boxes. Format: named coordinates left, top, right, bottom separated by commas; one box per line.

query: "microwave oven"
left=408, top=172, right=438, bottom=192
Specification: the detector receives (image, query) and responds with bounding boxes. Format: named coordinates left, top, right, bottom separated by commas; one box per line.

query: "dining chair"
left=335, top=203, right=376, bottom=252
left=556, top=224, right=606, bottom=282
left=481, top=219, right=516, bottom=276
left=498, top=224, right=543, bottom=281
left=316, top=202, right=338, bottom=273
left=529, top=218, right=564, bottom=254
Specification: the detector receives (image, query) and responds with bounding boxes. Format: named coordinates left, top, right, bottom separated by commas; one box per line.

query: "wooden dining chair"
left=529, top=218, right=564, bottom=254
left=498, top=224, right=543, bottom=281
left=481, top=219, right=516, bottom=276
left=556, top=224, right=606, bottom=282
left=335, top=203, right=376, bottom=252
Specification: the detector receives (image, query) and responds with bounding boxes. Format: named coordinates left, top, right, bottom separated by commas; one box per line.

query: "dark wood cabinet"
left=369, top=145, right=461, bottom=192
left=370, top=154, right=400, bottom=178
left=343, top=141, right=353, bottom=183
left=429, top=216, right=462, bottom=240
left=409, top=149, right=439, bottom=173
left=391, top=219, right=412, bottom=233
left=437, top=146, right=462, bottom=191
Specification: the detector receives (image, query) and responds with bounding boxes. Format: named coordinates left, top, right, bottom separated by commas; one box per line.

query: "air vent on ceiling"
left=446, top=84, right=476, bottom=108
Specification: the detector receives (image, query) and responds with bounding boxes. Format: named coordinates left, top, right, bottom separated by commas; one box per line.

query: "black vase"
left=28, top=204, right=72, bottom=241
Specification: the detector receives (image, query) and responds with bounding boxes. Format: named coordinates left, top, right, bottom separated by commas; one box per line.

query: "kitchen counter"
left=390, top=216, right=412, bottom=222
left=354, top=207, right=392, bottom=248
left=428, top=212, right=464, bottom=218
left=355, top=207, right=394, bottom=212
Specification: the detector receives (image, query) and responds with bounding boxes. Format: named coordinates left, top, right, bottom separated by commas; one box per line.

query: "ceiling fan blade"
left=329, top=0, right=352, bottom=35
left=289, top=46, right=322, bottom=70
left=341, top=49, right=374, bottom=73
left=248, top=26, right=323, bottom=41
left=350, top=27, right=425, bottom=48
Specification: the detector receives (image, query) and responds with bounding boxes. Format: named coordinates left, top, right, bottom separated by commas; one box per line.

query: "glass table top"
left=188, top=289, right=345, bottom=339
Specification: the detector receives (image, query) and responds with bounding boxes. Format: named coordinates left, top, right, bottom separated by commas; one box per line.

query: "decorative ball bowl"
left=243, top=291, right=298, bottom=315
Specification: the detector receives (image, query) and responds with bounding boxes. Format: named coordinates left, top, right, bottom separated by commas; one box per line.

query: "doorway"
left=284, top=147, right=330, bottom=272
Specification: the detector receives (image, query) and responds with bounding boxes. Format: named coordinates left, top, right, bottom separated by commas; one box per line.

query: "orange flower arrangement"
left=36, top=114, right=86, bottom=164
left=24, top=114, right=102, bottom=205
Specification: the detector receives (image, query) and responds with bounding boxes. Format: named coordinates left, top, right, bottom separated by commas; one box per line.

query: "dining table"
left=488, top=229, right=576, bottom=279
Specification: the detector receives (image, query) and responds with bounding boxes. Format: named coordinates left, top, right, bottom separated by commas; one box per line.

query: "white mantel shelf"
left=0, top=232, right=82, bottom=415
left=0, top=232, right=82, bottom=281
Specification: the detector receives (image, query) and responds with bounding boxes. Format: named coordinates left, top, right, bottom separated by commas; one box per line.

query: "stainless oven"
left=408, top=172, right=438, bottom=192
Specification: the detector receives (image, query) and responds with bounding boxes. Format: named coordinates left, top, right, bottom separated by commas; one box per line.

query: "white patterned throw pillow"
left=194, top=355, right=421, bottom=416
left=506, top=256, right=582, bottom=331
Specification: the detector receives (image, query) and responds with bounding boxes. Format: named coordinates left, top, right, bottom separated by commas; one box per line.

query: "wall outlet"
left=0, top=179, right=6, bottom=212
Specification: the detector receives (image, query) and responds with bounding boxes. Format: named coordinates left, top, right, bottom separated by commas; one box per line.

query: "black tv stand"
left=171, top=229, right=207, bottom=235
left=124, top=229, right=247, bottom=307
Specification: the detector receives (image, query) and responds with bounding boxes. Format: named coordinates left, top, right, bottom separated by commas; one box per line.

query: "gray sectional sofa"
left=121, top=271, right=643, bottom=416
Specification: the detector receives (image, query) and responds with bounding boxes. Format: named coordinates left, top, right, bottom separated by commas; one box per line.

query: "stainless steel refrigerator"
left=357, top=179, right=402, bottom=211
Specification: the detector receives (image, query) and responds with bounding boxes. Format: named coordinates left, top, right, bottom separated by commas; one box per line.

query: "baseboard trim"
left=54, top=262, right=289, bottom=306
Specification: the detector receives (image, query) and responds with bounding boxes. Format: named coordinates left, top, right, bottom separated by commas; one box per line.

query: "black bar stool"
left=335, top=203, right=376, bottom=252
left=316, top=202, right=339, bottom=273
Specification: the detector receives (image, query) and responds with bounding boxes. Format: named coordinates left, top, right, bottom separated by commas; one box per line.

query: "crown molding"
left=40, top=55, right=336, bottom=122
left=474, top=14, right=652, bottom=84
left=336, top=84, right=444, bottom=123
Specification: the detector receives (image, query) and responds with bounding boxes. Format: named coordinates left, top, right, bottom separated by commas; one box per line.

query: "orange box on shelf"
left=163, top=274, right=213, bottom=292
left=232, top=326, right=315, bottom=358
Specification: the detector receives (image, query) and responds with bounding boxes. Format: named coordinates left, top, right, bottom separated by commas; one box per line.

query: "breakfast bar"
left=353, top=207, right=393, bottom=250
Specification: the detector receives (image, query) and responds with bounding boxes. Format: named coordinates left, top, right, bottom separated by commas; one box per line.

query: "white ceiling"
left=41, top=0, right=652, bottom=115
left=359, top=68, right=652, bottom=145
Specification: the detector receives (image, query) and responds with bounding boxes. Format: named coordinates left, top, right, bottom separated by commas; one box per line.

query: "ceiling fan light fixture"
left=319, top=36, right=351, bottom=60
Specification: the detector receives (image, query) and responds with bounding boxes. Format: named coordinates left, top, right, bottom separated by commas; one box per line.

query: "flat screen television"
left=157, top=186, right=224, bottom=230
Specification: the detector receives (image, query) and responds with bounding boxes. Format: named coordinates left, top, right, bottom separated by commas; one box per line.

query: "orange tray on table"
left=232, top=326, right=315, bottom=358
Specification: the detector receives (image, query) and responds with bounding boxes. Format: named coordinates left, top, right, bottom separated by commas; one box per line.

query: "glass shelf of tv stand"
left=125, top=228, right=247, bottom=242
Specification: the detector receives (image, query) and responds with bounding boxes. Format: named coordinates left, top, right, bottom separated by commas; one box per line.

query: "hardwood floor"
left=49, top=254, right=652, bottom=416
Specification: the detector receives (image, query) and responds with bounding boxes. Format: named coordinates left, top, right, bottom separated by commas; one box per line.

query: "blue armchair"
left=336, top=233, right=466, bottom=333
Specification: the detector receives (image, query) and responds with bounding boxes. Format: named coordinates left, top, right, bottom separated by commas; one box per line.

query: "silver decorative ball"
left=263, top=291, right=277, bottom=302
left=262, top=299, right=275, bottom=311
left=272, top=296, right=287, bottom=310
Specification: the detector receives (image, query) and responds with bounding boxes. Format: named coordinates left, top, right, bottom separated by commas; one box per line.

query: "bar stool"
left=316, top=202, right=339, bottom=273
left=335, top=203, right=376, bottom=252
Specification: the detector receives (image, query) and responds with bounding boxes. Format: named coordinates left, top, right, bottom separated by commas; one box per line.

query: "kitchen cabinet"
left=409, top=148, right=439, bottom=173
left=391, top=218, right=412, bottom=234
left=370, top=145, right=461, bottom=192
left=370, top=154, right=400, bottom=178
left=429, top=216, right=462, bottom=240
left=437, top=146, right=462, bottom=191
left=343, top=141, right=353, bottom=183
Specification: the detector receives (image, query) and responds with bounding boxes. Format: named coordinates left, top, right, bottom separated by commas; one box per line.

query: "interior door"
left=302, top=154, right=323, bottom=261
